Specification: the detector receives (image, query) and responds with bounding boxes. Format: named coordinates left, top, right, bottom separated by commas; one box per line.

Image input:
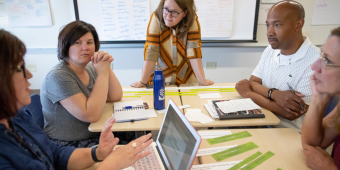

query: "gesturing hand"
left=98, top=133, right=153, bottom=170
left=271, top=90, right=307, bottom=118
left=96, top=117, right=119, bottom=161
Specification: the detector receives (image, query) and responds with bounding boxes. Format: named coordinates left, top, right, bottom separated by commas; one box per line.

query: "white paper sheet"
left=216, top=98, right=261, bottom=113
left=185, top=114, right=199, bottom=122
left=312, top=0, right=340, bottom=25
left=5, top=0, right=52, bottom=26
left=156, top=109, right=166, bottom=114
left=196, top=145, right=238, bottom=156
left=179, top=105, right=191, bottom=109
left=191, top=161, right=242, bottom=170
left=198, top=93, right=222, bottom=99
left=198, top=131, right=232, bottom=139
left=145, top=109, right=157, bottom=118
left=186, top=111, right=215, bottom=124
left=195, top=0, right=234, bottom=38
left=185, top=109, right=201, bottom=122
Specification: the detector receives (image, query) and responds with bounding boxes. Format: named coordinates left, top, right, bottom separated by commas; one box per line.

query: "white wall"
left=5, top=0, right=339, bottom=89
left=25, top=46, right=265, bottom=89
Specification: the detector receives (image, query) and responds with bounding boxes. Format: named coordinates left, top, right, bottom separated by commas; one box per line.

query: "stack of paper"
left=185, top=109, right=215, bottom=124
left=216, top=98, right=261, bottom=113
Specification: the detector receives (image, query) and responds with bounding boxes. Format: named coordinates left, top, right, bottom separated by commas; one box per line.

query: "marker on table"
left=286, top=82, right=304, bottom=110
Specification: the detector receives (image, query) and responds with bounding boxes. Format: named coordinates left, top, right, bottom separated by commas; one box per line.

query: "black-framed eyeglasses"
left=16, top=62, right=26, bottom=78
left=162, top=7, right=184, bottom=18
left=319, top=51, right=340, bottom=69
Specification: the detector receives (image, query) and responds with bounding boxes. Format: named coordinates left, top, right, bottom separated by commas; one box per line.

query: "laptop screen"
left=158, top=104, right=197, bottom=170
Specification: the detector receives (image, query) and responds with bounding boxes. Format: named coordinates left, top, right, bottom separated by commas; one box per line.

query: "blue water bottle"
left=153, top=64, right=165, bottom=110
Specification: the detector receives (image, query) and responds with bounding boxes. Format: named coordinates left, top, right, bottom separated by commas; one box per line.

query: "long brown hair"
left=0, top=29, right=26, bottom=119
left=154, top=0, right=196, bottom=38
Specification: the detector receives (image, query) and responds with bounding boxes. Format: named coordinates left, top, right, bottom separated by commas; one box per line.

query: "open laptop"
left=133, top=99, right=201, bottom=170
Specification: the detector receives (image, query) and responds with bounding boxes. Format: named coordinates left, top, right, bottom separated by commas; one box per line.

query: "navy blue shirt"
left=0, top=110, right=76, bottom=170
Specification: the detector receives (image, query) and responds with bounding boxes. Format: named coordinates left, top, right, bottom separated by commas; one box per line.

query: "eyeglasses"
left=162, top=7, right=184, bottom=18
left=16, top=62, right=26, bottom=78
left=319, top=52, right=340, bottom=69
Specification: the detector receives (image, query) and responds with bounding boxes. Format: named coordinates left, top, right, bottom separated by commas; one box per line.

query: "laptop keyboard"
left=133, top=144, right=163, bottom=170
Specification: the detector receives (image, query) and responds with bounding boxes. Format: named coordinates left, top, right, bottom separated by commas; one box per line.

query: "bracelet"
left=140, top=81, right=148, bottom=86
left=268, top=88, right=277, bottom=101
left=91, top=145, right=102, bottom=162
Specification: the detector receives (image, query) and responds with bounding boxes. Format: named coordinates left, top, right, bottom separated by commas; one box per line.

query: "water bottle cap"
left=155, top=64, right=162, bottom=71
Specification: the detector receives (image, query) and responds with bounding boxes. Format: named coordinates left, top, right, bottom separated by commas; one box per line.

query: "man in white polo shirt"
left=235, top=1, right=319, bottom=132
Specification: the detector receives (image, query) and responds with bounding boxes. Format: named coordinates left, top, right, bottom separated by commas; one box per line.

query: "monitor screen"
left=158, top=104, right=197, bottom=170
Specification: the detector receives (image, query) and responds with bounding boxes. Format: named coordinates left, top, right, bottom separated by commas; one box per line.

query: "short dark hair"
left=0, top=29, right=26, bottom=120
left=331, top=27, right=340, bottom=38
left=57, top=21, right=100, bottom=64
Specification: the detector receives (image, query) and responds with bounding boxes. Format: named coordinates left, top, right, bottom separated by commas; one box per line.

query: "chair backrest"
left=20, top=94, right=44, bottom=129
left=325, top=96, right=339, bottom=117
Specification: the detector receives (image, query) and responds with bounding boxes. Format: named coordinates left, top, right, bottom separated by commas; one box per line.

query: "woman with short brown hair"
left=131, top=0, right=213, bottom=87
left=40, top=21, right=123, bottom=147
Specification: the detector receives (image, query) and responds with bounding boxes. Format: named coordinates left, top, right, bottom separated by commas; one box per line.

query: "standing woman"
left=131, top=0, right=213, bottom=87
left=41, top=21, right=123, bottom=147
left=301, top=27, right=340, bottom=170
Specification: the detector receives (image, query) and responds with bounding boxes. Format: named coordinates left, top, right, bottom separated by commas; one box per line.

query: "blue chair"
left=324, top=96, right=339, bottom=117
left=20, top=94, right=44, bottom=129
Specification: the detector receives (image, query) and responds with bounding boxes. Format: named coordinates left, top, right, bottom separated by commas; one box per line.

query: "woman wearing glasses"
left=301, top=27, right=340, bottom=170
left=131, top=0, right=213, bottom=87
left=0, top=29, right=152, bottom=170
left=40, top=21, right=123, bottom=147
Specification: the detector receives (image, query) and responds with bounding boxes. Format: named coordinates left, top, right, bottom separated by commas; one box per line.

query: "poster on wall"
left=5, top=0, right=52, bottom=26
left=0, top=0, right=7, bottom=25
left=312, top=0, right=340, bottom=25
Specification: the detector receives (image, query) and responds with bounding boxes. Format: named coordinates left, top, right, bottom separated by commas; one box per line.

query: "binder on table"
left=211, top=98, right=265, bottom=120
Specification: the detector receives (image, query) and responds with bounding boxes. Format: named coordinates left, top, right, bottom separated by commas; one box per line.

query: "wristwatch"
left=91, top=145, right=102, bottom=162
left=268, top=88, right=277, bottom=101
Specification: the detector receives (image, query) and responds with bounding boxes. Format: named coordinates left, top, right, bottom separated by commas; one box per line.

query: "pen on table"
left=286, top=82, right=304, bottom=110
left=122, top=105, right=144, bottom=109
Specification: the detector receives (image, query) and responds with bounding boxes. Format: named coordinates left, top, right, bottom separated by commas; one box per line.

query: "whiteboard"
left=75, top=0, right=260, bottom=42
left=76, top=0, right=150, bottom=41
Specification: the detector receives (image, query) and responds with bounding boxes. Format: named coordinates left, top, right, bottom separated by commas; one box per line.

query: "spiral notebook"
left=113, top=100, right=149, bottom=123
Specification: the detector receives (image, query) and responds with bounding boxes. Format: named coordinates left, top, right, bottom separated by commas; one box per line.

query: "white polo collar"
left=273, top=36, right=312, bottom=65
